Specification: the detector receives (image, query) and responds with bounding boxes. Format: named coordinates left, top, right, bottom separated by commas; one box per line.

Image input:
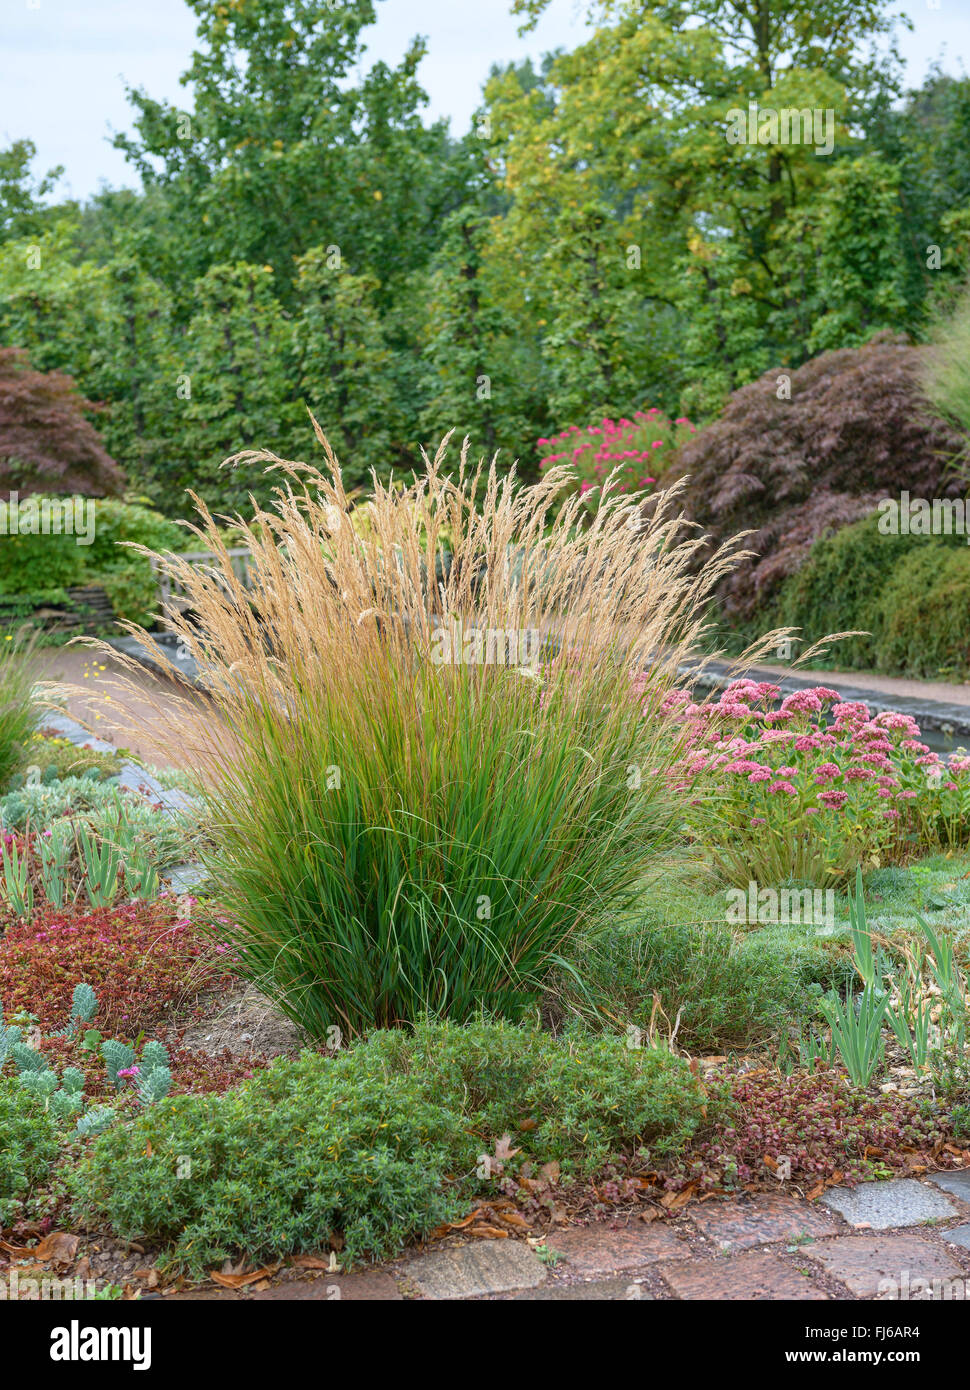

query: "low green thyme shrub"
left=71, top=1059, right=472, bottom=1275
left=71, top=1021, right=710, bottom=1273
left=364, top=1018, right=710, bottom=1170
left=551, top=917, right=850, bottom=1052
left=0, top=1078, right=60, bottom=1226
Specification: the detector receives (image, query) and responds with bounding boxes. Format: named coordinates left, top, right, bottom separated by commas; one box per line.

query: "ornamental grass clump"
left=82, top=427, right=760, bottom=1038
left=0, top=626, right=41, bottom=788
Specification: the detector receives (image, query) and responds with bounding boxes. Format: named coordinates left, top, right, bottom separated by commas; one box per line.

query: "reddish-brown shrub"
left=0, top=346, right=126, bottom=498
left=673, top=1069, right=958, bottom=1191
left=0, top=898, right=231, bottom=1034
left=39, top=1033, right=266, bottom=1101
left=655, top=334, right=966, bottom=620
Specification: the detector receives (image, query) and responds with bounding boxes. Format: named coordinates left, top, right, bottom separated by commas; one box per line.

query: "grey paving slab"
left=808, top=1233, right=966, bottom=1298
left=404, top=1240, right=547, bottom=1299
left=821, top=1179, right=957, bottom=1230
left=943, top=1224, right=970, bottom=1252
left=925, top=1169, right=970, bottom=1204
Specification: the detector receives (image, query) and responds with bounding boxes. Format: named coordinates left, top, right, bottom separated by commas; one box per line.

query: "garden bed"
left=1, top=470, right=969, bottom=1304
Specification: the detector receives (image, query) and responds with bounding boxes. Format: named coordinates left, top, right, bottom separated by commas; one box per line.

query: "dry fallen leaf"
left=209, top=1263, right=281, bottom=1289
left=493, top=1134, right=521, bottom=1164
left=496, top=1210, right=529, bottom=1231
left=1, top=1232, right=79, bottom=1264
left=0, top=1239, right=33, bottom=1258
left=659, top=1181, right=698, bottom=1213
left=290, top=1254, right=338, bottom=1271
left=436, top=1208, right=488, bottom=1236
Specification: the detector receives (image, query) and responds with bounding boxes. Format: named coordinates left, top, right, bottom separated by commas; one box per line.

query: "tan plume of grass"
left=64, top=429, right=769, bottom=758
left=58, top=428, right=804, bottom=1035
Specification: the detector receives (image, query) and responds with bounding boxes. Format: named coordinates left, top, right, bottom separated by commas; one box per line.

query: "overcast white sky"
left=2, top=0, right=968, bottom=203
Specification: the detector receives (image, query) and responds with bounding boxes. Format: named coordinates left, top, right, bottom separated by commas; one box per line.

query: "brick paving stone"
left=926, top=1169, right=970, bottom=1204
left=512, top=1277, right=655, bottom=1300
left=165, top=1271, right=403, bottom=1301
left=659, top=1251, right=829, bottom=1301
left=404, top=1239, right=546, bottom=1299
left=550, top=1221, right=689, bottom=1275
left=943, top=1225, right=970, bottom=1252
left=687, top=1193, right=840, bottom=1252
left=252, top=1271, right=403, bottom=1301
left=821, top=1178, right=957, bottom=1230
left=807, top=1233, right=966, bottom=1298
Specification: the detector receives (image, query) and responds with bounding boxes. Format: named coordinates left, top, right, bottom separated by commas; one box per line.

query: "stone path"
left=40, top=644, right=208, bottom=768
left=165, top=1172, right=970, bottom=1302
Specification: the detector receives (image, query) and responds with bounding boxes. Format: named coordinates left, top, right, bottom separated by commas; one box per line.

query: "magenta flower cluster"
left=537, top=408, right=694, bottom=500
left=652, top=679, right=969, bottom=868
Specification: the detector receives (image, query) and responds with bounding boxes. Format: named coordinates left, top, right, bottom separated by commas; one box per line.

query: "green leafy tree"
left=418, top=206, right=544, bottom=466
left=114, top=1, right=463, bottom=305
left=0, top=140, right=64, bottom=242
left=292, top=251, right=407, bottom=487
left=492, top=0, right=910, bottom=411
left=160, top=263, right=298, bottom=513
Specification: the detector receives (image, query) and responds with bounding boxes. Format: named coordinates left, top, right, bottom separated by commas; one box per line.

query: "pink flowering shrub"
left=537, top=408, right=694, bottom=511
left=654, top=679, right=970, bottom=886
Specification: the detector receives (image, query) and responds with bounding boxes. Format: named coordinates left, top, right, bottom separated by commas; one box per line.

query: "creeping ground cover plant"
left=656, top=679, right=970, bottom=886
